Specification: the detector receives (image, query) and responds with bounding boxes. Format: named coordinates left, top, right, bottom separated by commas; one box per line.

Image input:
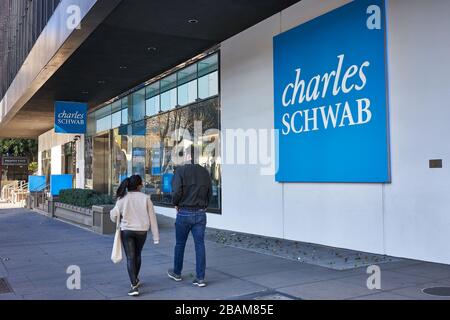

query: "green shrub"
left=58, top=189, right=114, bottom=208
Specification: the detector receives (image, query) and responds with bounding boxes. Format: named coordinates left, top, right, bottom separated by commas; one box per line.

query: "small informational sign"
left=273, top=0, right=390, bottom=183
left=2, top=157, right=29, bottom=166
left=54, top=101, right=87, bottom=134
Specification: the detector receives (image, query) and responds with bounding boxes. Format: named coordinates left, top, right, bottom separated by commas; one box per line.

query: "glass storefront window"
left=87, top=112, right=96, bottom=136
left=122, top=96, right=130, bottom=124
left=84, top=137, right=93, bottom=189
left=160, top=74, right=177, bottom=111
left=111, top=100, right=122, bottom=128
left=199, top=71, right=218, bottom=99
left=198, top=54, right=218, bottom=77
left=146, top=82, right=160, bottom=117
left=111, top=111, right=121, bottom=129
left=96, top=104, right=112, bottom=133
left=142, top=97, right=221, bottom=209
left=144, top=116, right=162, bottom=198
left=161, top=73, right=177, bottom=92
left=132, top=88, right=146, bottom=122
left=178, top=80, right=198, bottom=106
left=191, top=100, right=221, bottom=209
left=161, top=89, right=177, bottom=112
left=41, top=150, right=52, bottom=185
left=111, top=127, right=129, bottom=194
left=178, top=64, right=198, bottom=106
left=86, top=52, right=221, bottom=211
left=132, top=120, right=146, bottom=178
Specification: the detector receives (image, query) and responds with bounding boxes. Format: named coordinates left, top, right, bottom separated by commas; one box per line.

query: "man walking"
left=167, top=150, right=212, bottom=287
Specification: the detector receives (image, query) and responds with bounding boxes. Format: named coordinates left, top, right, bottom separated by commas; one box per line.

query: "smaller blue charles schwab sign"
left=55, top=101, right=87, bottom=134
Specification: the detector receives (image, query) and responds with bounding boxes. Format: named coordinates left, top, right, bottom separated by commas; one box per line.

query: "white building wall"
left=38, top=129, right=85, bottom=188
left=203, top=0, right=450, bottom=264
left=383, top=0, right=450, bottom=263
left=75, top=136, right=85, bottom=189
left=50, top=145, right=62, bottom=175
left=37, top=152, right=42, bottom=176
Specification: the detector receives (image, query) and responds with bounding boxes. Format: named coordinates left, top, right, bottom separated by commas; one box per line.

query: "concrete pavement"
left=1, top=207, right=450, bottom=300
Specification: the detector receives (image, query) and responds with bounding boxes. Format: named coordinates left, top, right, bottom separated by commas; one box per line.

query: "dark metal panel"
left=1, top=0, right=302, bottom=138
left=0, top=0, right=62, bottom=101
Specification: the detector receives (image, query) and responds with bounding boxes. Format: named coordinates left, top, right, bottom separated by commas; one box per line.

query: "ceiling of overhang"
left=3, top=0, right=301, bottom=138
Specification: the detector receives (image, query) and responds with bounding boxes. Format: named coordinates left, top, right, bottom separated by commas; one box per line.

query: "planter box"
left=92, top=205, right=115, bottom=235
left=54, top=202, right=93, bottom=227
left=53, top=202, right=115, bottom=235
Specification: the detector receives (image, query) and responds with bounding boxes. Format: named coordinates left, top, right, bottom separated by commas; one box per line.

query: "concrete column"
left=51, top=145, right=62, bottom=175
left=76, top=135, right=85, bottom=188
left=37, top=151, right=42, bottom=176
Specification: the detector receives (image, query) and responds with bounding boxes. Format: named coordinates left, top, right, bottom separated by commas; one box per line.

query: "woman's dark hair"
left=116, top=175, right=143, bottom=199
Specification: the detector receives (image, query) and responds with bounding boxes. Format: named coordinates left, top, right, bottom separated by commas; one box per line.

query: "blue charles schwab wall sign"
left=54, top=101, right=87, bottom=134
left=273, top=0, right=390, bottom=183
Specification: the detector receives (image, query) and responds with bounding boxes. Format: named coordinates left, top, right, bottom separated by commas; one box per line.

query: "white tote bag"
left=111, top=215, right=123, bottom=264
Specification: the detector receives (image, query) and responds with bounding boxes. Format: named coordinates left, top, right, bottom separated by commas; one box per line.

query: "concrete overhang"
left=0, top=0, right=300, bottom=138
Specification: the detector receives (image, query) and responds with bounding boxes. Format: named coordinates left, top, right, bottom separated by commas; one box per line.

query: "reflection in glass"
left=111, top=126, right=132, bottom=195
left=160, top=89, right=177, bottom=112
left=85, top=53, right=221, bottom=210
left=199, top=71, right=218, bottom=99
left=95, top=105, right=112, bottom=133
left=142, top=97, right=221, bottom=209
left=111, top=100, right=122, bottom=128
left=146, top=95, right=160, bottom=116
left=111, top=111, right=121, bottom=128
left=132, top=121, right=146, bottom=178
left=144, top=116, right=162, bottom=198
left=146, top=82, right=160, bottom=117
left=160, top=74, right=177, bottom=112
left=132, top=88, right=146, bottom=122
left=178, top=80, right=197, bottom=106
left=122, top=96, right=130, bottom=124
left=198, top=54, right=218, bottom=77
left=84, top=138, right=93, bottom=189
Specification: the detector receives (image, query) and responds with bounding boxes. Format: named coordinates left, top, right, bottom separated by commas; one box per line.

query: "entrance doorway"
left=62, top=141, right=76, bottom=187
left=93, top=133, right=110, bottom=194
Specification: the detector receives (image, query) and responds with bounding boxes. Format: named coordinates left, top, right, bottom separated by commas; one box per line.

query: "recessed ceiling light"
left=188, top=19, right=199, bottom=24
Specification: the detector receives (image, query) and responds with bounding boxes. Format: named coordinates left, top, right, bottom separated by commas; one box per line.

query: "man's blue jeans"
left=173, top=210, right=207, bottom=280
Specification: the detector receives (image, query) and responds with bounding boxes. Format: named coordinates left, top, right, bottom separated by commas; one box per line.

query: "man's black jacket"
left=171, top=164, right=212, bottom=209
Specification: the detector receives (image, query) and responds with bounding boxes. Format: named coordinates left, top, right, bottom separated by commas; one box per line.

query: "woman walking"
left=110, top=175, right=160, bottom=296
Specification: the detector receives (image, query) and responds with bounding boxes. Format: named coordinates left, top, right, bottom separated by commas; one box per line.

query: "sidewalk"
left=1, top=207, right=450, bottom=300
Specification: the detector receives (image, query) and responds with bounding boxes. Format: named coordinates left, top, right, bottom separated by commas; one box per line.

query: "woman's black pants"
left=121, top=230, right=147, bottom=287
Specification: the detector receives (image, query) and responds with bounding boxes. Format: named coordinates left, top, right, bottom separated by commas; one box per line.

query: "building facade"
left=2, top=0, right=450, bottom=265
